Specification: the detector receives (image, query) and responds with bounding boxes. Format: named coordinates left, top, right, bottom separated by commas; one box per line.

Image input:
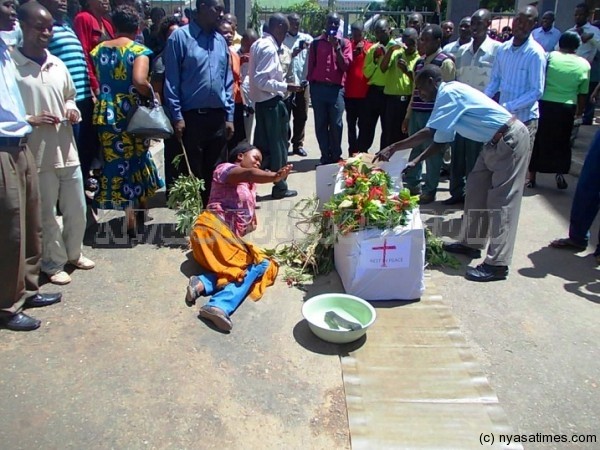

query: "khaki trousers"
left=461, top=121, right=530, bottom=266
left=0, top=144, right=41, bottom=313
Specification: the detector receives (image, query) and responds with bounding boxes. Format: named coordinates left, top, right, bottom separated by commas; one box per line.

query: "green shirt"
left=383, top=49, right=420, bottom=96
left=542, top=51, right=591, bottom=104
left=363, top=41, right=396, bottom=87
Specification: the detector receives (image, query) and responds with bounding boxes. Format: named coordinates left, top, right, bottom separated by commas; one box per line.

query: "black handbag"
left=126, top=85, right=174, bottom=139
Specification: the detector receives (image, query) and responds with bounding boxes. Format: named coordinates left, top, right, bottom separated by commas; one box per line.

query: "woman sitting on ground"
left=186, top=143, right=292, bottom=332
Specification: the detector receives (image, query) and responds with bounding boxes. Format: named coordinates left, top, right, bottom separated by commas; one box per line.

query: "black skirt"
left=529, top=100, right=575, bottom=174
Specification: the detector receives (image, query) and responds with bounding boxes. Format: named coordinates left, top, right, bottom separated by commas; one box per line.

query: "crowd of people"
left=2, top=0, right=600, bottom=332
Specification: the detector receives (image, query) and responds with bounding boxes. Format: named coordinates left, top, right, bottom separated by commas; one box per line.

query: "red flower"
left=345, top=178, right=355, bottom=187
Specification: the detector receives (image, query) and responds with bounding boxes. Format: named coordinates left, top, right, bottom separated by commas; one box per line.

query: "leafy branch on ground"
left=268, top=196, right=461, bottom=289
left=425, top=228, right=460, bottom=269
left=166, top=154, right=204, bottom=236
left=265, top=197, right=335, bottom=288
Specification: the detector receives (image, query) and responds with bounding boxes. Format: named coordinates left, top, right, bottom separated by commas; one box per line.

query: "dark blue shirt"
left=163, top=20, right=234, bottom=122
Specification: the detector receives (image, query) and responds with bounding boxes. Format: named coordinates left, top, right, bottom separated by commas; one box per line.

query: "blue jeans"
left=310, top=83, right=344, bottom=164
left=569, top=130, right=600, bottom=254
left=197, top=260, right=270, bottom=315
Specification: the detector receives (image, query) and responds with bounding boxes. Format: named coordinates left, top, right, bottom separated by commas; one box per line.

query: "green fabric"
left=363, top=42, right=396, bottom=87
left=383, top=49, right=420, bottom=96
left=542, top=51, right=591, bottom=104
left=254, top=98, right=289, bottom=195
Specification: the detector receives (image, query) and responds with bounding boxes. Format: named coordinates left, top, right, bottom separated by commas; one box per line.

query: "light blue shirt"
left=163, top=20, right=234, bottom=122
left=532, top=26, right=561, bottom=53
left=0, top=39, right=31, bottom=137
left=484, top=35, right=546, bottom=123
left=427, top=81, right=513, bottom=144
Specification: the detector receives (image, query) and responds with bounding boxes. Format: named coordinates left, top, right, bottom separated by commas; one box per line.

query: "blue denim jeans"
left=310, top=83, right=344, bottom=164
left=197, top=260, right=270, bottom=315
left=569, top=129, right=600, bottom=255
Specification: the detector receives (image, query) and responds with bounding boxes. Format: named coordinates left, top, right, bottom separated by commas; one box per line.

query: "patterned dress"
left=91, top=40, right=164, bottom=210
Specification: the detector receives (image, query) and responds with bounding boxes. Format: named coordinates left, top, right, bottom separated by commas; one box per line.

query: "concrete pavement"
left=1, top=113, right=599, bottom=449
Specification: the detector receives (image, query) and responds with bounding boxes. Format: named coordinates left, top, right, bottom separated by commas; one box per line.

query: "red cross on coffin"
left=362, top=237, right=411, bottom=269
left=372, top=239, right=397, bottom=268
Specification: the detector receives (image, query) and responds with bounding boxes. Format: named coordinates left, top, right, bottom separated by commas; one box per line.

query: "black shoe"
left=443, top=242, right=482, bottom=259
left=24, top=293, right=62, bottom=309
left=419, top=192, right=435, bottom=204
left=442, top=196, right=464, bottom=205
left=0, top=312, right=41, bottom=331
left=556, top=174, right=568, bottom=190
left=465, top=263, right=508, bottom=282
left=272, top=189, right=298, bottom=199
left=293, top=147, right=308, bottom=157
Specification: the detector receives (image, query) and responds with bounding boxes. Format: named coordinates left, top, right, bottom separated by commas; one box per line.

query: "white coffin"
left=333, top=210, right=425, bottom=301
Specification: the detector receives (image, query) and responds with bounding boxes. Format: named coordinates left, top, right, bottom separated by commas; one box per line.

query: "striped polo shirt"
left=47, top=22, right=92, bottom=102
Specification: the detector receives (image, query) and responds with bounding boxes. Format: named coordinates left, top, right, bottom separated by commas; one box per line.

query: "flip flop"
left=549, top=238, right=587, bottom=252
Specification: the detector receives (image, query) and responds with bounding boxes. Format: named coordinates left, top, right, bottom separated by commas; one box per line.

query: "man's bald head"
left=18, top=1, right=51, bottom=23
left=513, top=5, right=538, bottom=44
left=268, top=13, right=289, bottom=45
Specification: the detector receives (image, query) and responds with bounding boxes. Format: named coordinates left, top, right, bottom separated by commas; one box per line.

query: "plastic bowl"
left=302, top=293, right=376, bottom=344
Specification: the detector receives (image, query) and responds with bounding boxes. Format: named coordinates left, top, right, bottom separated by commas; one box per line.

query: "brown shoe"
left=185, top=276, right=205, bottom=307
left=199, top=305, right=233, bottom=331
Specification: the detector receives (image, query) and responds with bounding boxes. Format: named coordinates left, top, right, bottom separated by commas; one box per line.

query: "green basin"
left=302, top=294, right=377, bottom=344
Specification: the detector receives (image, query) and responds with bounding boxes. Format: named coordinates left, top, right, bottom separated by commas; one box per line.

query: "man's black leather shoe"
left=272, top=190, right=298, bottom=199
left=24, top=293, right=62, bottom=309
left=442, top=196, right=465, bottom=205
left=443, top=242, right=481, bottom=259
left=0, top=312, right=41, bottom=331
left=465, top=263, right=508, bottom=282
left=293, top=147, right=308, bottom=157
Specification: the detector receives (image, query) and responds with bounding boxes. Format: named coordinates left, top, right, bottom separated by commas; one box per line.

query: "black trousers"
left=73, top=97, right=99, bottom=180
left=228, top=102, right=247, bottom=150
left=345, top=97, right=366, bottom=155
left=286, top=88, right=309, bottom=150
left=384, top=94, right=411, bottom=147
left=165, top=108, right=227, bottom=206
left=358, top=85, right=387, bottom=152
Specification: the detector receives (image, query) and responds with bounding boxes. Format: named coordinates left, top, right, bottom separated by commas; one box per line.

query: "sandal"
left=525, top=179, right=536, bottom=188
left=549, top=238, right=587, bottom=251
left=556, top=174, right=568, bottom=190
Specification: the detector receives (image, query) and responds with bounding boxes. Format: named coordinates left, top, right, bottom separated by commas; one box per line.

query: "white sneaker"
left=48, top=270, right=72, bottom=285
left=69, top=255, right=96, bottom=270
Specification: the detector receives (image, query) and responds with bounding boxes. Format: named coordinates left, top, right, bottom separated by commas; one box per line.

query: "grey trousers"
left=0, top=144, right=42, bottom=314
left=461, top=120, right=530, bottom=266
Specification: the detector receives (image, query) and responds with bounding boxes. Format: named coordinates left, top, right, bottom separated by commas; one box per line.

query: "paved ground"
left=1, top=113, right=599, bottom=449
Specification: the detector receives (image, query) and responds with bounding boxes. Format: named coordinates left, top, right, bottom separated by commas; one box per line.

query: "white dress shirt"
left=442, top=38, right=472, bottom=57
left=283, top=31, right=313, bottom=84
left=568, top=22, right=600, bottom=63
left=248, top=33, right=287, bottom=104
left=456, top=37, right=501, bottom=91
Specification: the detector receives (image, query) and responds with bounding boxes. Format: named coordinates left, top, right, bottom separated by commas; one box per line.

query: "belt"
left=256, top=95, right=283, bottom=107
left=194, top=108, right=225, bottom=115
left=489, top=117, right=517, bottom=145
left=313, top=81, right=342, bottom=88
left=0, top=136, right=28, bottom=147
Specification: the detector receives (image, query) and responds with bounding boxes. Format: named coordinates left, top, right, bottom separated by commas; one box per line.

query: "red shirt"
left=345, top=39, right=372, bottom=98
left=73, top=11, right=115, bottom=93
left=307, top=34, right=353, bottom=86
